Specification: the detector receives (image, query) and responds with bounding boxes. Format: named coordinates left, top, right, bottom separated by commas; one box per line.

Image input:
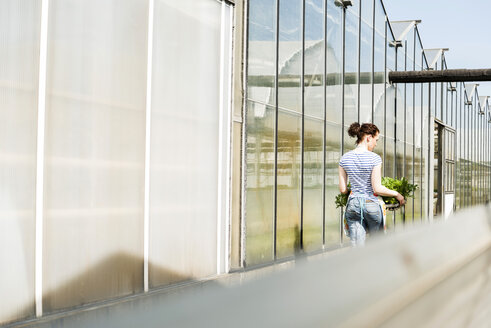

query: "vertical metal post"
left=467, top=101, right=470, bottom=207
left=371, top=0, right=375, bottom=123
left=273, top=0, right=279, bottom=260
left=460, top=83, right=463, bottom=208
left=383, top=17, right=387, bottom=177
left=465, top=101, right=467, bottom=207
left=35, top=0, right=50, bottom=317
left=240, top=0, right=250, bottom=268
left=450, top=88, right=455, bottom=127
left=478, top=102, right=480, bottom=204
left=476, top=100, right=479, bottom=204
left=474, top=100, right=477, bottom=205
left=472, top=100, right=475, bottom=205
left=143, top=0, right=155, bottom=291
left=341, top=5, right=347, bottom=244
left=402, top=40, right=407, bottom=224
left=394, top=46, right=398, bottom=178
left=440, top=56, right=444, bottom=120
left=403, top=40, right=407, bottom=184
left=427, top=82, right=432, bottom=219
left=322, top=0, right=327, bottom=247
left=300, top=0, right=305, bottom=252
left=357, top=0, right=361, bottom=122
left=452, top=84, right=460, bottom=211
left=420, top=46, right=423, bottom=220
left=412, top=28, right=416, bottom=222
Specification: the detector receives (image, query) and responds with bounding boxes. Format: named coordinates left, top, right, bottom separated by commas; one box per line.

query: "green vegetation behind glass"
left=335, top=177, right=418, bottom=208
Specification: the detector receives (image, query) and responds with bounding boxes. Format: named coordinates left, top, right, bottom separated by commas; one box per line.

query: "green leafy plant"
left=335, top=183, right=350, bottom=208
left=380, top=177, right=418, bottom=205
left=335, top=177, right=418, bottom=207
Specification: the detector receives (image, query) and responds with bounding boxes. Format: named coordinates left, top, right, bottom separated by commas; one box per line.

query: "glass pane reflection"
left=359, top=0, right=373, bottom=123
left=278, top=0, right=302, bottom=113
left=325, top=123, right=341, bottom=246
left=276, top=111, right=301, bottom=258
left=326, top=0, right=343, bottom=124
left=304, top=0, right=324, bottom=119
left=245, top=101, right=275, bottom=265
left=247, top=0, right=276, bottom=106
left=303, top=119, right=323, bottom=252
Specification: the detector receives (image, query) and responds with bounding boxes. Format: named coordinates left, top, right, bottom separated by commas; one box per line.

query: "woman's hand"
left=396, top=193, right=406, bottom=205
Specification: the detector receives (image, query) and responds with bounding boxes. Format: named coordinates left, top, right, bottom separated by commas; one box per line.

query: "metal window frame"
left=322, top=0, right=328, bottom=247
left=383, top=13, right=387, bottom=177
left=273, top=0, right=279, bottom=260
left=300, top=0, right=305, bottom=253
left=341, top=3, right=347, bottom=243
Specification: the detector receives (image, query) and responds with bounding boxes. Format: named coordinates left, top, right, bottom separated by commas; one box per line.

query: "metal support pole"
left=273, top=0, right=279, bottom=260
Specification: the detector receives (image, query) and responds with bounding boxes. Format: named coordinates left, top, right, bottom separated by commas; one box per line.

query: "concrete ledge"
left=7, top=207, right=491, bottom=327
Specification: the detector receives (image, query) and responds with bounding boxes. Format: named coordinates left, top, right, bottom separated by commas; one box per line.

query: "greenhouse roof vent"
left=390, top=20, right=421, bottom=42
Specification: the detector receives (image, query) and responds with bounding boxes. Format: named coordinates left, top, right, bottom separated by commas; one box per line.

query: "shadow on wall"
left=4, top=253, right=197, bottom=326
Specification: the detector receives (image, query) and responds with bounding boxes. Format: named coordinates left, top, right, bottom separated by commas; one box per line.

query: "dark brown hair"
left=348, top=122, right=380, bottom=144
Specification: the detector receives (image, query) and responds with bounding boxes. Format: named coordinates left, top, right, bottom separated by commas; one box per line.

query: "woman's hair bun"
left=348, top=122, right=360, bottom=138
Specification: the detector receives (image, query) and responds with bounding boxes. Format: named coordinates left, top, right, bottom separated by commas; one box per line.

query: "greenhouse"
left=0, top=0, right=490, bottom=325
left=244, top=0, right=490, bottom=266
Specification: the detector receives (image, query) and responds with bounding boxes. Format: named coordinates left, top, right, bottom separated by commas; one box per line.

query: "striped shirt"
left=339, top=150, right=382, bottom=202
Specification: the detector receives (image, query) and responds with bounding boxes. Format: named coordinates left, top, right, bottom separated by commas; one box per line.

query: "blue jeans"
left=345, top=197, right=383, bottom=247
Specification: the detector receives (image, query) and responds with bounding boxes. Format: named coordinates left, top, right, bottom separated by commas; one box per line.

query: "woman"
left=338, top=122, right=405, bottom=246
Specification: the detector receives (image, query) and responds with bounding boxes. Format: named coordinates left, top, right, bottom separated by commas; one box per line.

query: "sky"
left=383, top=0, right=491, bottom=97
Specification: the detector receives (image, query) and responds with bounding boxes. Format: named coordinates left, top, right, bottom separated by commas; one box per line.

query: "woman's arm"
left=338, top=166, right=348, bottom=194
left=371, top=164, right=406, bottom=205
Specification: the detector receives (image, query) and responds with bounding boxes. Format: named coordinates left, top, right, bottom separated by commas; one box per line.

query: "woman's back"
left=339, top=150, right=381, bottom=201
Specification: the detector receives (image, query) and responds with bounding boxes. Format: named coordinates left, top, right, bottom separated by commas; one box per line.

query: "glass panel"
left=303, top=119, right=323, bottom=252
left=344, top=3, right=359, bottom=143
left=247, top=0, right=276, bottom=106
left=396, top=45, right=405, bottom=141
left=396, top=141, right=405, bottom=179
left=386, top=23, right=396, bottom=149
left=373, top=2, right=385, bottom=132
left=245, top=0, right=277, bottom=266
left=468, top=104, right=471, bottom=206
left=230, top=122, right=242, bottom=269
left=385, top=136, right=395, bottom=181
left=415, top=83, right=422, bottom=148
left=407, top=82, right=414, bottom=147
left=326, top=1, right=343, bottom=124
left=325, top=123, right=341, bottom=246
left=386, top=86, right=396, bottom=176
left=245, top=102, right=275, bottom=265
left=422, top=81, right=429, bottom=218
left=149, top=0, right=222, bottom=286
left=0, top=0, right=40, bottom=322
left=278, top=0, right=302, bottom=113
left=436, top=78, right=442, bottom=121
left=455, top=84, right=461, bottom=209
left=304, top=0, right=324, bottom=119
left=443, top=59, right=448, bottom=125
left=359, top=0, right=373, bottom=123
left=475, top=109, right=479, bottom=204
left=405, top=143, right=414, bottom=221
left=43, top=0, right=148, bottom=311
left=326, top=0, right=343, bottom=124
left=276, top=111, right=301, bottom=258
left=414, top=148, right=422, bottom=220
left=395, top=85, right=404, bottom=178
